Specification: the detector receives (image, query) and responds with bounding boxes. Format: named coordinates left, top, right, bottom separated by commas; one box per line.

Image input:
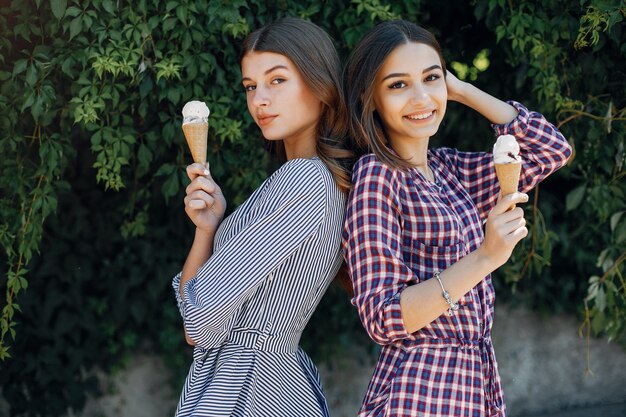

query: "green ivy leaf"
left=615, top=218, right=626, bottom=244
left=25, top=65, right=38, bottom=86
left=65, top=6, right=81, bottom=17
left=137, top=143, right=153, bottom=170
left=102, top=0, right=115, bottom=14
left=13, top=59, right=28, bottom=76
left=163, top=17, right=177, bottom=32
left=591, top=309, right=606, bottom=334
left=50, top=0, right=67, bottom=19
left=176, top=5, right=188, bottom=25
left=31, top=96, right=44, bottom=120
left=0, top=346, right=10, bottom=360
left=69, top=18, right=82, bottom=40
left=21, top=92, right=36, bottom=112
left=610, top=211, right=624, bottom=232
left=565, top=183, right=586, bottom=211
left=161, top=172, right=180, bottom=201
left=154, top=163, right=176, bottom=177
left=595, top=286, right=606, bottom=312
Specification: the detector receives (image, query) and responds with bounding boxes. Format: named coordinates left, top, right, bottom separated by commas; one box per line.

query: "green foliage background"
left=0, top=0, right=623, bottom=415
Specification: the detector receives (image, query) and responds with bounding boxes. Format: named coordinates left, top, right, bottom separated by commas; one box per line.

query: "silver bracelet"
left=433, top=271, right=459, bottom=316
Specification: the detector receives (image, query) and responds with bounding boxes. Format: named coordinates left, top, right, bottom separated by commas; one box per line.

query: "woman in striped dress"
left=342, top=21, right=572, bottom=416
left=172, top=18, right=352, bottom=416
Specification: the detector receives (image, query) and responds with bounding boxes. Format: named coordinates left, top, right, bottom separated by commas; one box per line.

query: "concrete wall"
left=491, top=305, right=626, bottom=416
left=319, top=305, right=626, bottom=417
left=3, top=304, right=623, bottom=417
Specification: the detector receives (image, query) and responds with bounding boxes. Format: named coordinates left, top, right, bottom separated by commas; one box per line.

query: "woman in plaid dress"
left=342, top=20, right=571, bottom=417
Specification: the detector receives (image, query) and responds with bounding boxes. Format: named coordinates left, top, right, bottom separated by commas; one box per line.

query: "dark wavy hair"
left=241, top=17, right=354, bottom=193
left=344, top=20, right=446, bottom=170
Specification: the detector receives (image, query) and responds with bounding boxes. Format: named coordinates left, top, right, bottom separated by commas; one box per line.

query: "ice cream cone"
left=182, top=122, right=208, bottom=164
left=495, top=161, right=522, bottom=196
left=495, top=161, right=522, bottom=210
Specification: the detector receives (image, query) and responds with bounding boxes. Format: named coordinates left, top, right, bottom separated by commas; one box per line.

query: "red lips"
left=257, top=113, right=278, bottom=126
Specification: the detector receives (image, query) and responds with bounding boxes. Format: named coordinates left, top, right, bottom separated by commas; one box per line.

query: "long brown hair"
left=241, top=17, right=354, bottom=193
left=344, top=20, right=446, bottom=170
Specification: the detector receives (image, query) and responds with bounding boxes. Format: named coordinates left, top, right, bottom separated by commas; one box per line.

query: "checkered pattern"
left=343, top=102, right=572, bottom=417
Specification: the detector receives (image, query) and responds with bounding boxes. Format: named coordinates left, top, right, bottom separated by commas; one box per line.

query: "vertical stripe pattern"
left=343, top=102, right=572, bottom=417
left=172, top=157, right=345, bottom=417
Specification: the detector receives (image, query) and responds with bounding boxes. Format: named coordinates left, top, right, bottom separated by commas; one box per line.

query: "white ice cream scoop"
left=182, top=101, right=210, bottom=125
left=493, top=134, right=521, bottom=164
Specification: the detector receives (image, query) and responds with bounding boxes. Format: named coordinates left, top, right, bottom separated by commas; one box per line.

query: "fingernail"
left=203, top=169, right=210, bottom=176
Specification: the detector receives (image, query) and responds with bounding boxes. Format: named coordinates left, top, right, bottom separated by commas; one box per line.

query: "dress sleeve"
left=173, top=159, right=327, bottom=348
left=342, top=157, right=413, bottom=345
left=443, top=101, right=572, bottom=220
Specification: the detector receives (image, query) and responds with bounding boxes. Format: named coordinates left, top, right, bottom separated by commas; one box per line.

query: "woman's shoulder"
left=277, top=157, right=332, bottom=182
left=353, top=153, right=396, bottom=176
left=352, top=153, right=401, bottom=186
left=429, top=146, right=469, bottom=170
left=230, top=159, right=332, bottom=226
left=270, top=157, right=334, bottom=196
left=354, top=153, right=386, bottom=170
left=429, top=146, right=458, bottom=160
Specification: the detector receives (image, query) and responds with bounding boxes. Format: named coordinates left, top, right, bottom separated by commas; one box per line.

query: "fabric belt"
left=402, top=337, right=488, bottom=351
left=227, top=327, right=301, bottom=353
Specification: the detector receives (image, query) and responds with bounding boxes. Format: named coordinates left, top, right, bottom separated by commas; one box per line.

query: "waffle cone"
left=495, top=161, right=522, bottom=196
left=182, top=122, right=208, bottom=164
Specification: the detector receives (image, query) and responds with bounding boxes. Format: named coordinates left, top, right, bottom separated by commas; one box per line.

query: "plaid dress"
left=343, top=102, right=571, bottom=417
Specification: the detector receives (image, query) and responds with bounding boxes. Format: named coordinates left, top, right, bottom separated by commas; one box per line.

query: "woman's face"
left=241, top=51, right=322, bottom=147
left=372, top=42, right=447, bottom=145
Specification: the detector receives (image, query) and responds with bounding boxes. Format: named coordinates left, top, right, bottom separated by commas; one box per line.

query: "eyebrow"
left=242, top=65, right=289, bottom=82
left=380, top=65, right=442, bottom=82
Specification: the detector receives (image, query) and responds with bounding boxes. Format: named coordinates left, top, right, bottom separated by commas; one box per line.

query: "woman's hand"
left=184, top=163, right=227, bottom=234
left=445, top=69, right=518, bottom=124
left=477, top=192, right=530, bottom=269
left=445, top=70, right=468, bottom=103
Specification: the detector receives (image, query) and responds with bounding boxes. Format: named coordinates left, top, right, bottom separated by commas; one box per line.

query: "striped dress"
left=172, top=157, right=345, bottom=417
left=343, top=102, right=572, bottom=417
